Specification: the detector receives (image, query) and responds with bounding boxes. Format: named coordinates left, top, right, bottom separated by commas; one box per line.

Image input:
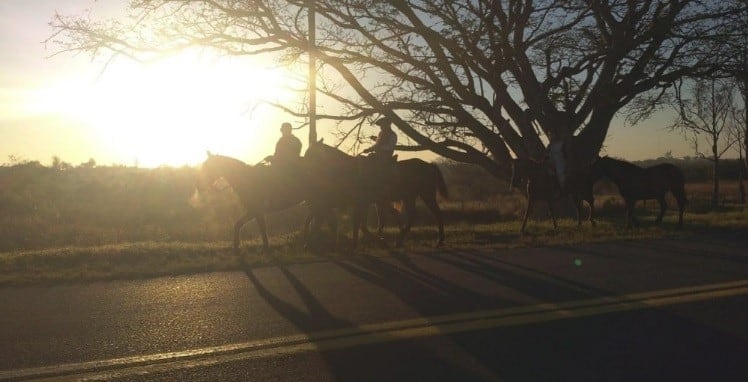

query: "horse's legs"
left=672, top=185, right=688, bottom=228
left=625, top=199, right=639, bottom=228
left=256, top=215, right=269, bottom=251
left=302, top=212, right=314, bottom=249
left=386, top=202, right=405, bottom=246
left=655, top=196, right=668, bottom=224
left=303, top=207, right=324, bottom=249
left=421, top=193, right=445, bottom=247
left=360, top=204, right=376, bottom=241
left=547, top=195, right=558, bottom=230
left=396, top=198, right=417, bottom=247
left=571, top=194, right=583, bottom=226
left=375, top=202, right=386, bottom=238
left=677, top=200, right=685, bottom=227
left=352, top=205, right=363, bottom=250
left=587, top=196, right=596, bottom=227
left=233, top=212, right=254, bottom=254
left=520, top=198, right=533, bottom=234
left=373, top=201, right=399, bottom=239
left=580, top=179, right=597, bottom=227
left=327, top=209, right=339, bottom=247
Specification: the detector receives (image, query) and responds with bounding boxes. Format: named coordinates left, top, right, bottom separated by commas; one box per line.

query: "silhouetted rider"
left=362, top=117, right=398, bottom=196
left=266, top=122, right=302, bottom=170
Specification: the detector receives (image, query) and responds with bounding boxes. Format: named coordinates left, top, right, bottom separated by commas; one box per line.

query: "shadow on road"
left=232, top=236, right=748, bottom=381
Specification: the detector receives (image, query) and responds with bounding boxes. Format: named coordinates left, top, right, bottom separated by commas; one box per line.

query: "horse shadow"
left=238, top=247, right=620, bottom=380
left=237, top=241, right=747, bottom=381
left=240, top=258, right=503, bottom=380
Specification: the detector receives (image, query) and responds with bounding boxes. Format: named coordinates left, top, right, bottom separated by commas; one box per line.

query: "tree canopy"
left=49, top=0, right=745, bottom=179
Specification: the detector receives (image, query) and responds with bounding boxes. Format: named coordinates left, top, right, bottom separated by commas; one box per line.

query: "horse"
left=510, top=157, right=599, bottom=234
left=364, top=158, right=448, bottom=247
left=591, top=156, right=687, bottom=228
left=196, top=152, right=307, bottom=253
left=302, top=141, right=406, bottom=249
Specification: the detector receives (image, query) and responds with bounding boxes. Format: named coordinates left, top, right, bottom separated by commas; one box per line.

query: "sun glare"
left=33, top=52, right=299, bottom=167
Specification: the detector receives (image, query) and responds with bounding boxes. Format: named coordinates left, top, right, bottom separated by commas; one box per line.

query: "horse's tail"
left=432, top=163, right=449, bottom=200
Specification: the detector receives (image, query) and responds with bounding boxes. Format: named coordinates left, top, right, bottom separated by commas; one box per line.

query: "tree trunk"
left=573, top=109, right=616, bottom=166
left=307, top=0, right=318, bottom=146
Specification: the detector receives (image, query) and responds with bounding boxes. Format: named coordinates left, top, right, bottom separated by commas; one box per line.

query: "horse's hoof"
left=435, top=241, right=444, bottom=248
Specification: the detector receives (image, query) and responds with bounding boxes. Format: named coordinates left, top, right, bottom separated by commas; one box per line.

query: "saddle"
left=357, top=154, right=399, bottom=199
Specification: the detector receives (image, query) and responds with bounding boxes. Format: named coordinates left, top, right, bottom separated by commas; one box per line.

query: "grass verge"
left=1, top=206, right=746, bottom=286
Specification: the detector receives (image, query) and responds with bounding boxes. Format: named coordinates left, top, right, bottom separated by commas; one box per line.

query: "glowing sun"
left=47, top=52, right=298, bottom=167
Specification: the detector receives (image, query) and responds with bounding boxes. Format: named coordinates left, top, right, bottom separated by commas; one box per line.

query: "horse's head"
left=191, top=152, right=220, bottom=208
left=303, top=139, right=324, bottom=160
left=197, top=152, right=223, bottom=189
left=303, top=139, right=354, bottom=171
left=196, top=152, right=250, bottom=193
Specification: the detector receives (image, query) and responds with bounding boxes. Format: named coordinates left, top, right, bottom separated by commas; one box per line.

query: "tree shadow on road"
left=234, top=240, right=748, bottom=381
left=240, top=258, right=503, bottom=381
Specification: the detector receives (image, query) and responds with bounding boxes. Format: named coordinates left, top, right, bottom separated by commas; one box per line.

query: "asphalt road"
left=1, top=233, right=747, bottom=381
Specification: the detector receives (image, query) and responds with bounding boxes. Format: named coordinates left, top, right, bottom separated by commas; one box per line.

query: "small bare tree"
left=717, top=0, right=748, bottom=171
left=728, top=86, right=746, bottom=203
left=670, top=78, right=738, bottom=207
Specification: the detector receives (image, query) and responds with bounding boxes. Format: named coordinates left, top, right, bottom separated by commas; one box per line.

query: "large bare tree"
left=49, top=0, right=742, bottom=182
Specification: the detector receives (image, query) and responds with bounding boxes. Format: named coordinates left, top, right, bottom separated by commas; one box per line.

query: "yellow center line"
left=2, top=280, right=747, bottom=381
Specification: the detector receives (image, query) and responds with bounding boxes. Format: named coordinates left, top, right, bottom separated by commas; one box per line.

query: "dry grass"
left=1, top=172, right=746, bottom=287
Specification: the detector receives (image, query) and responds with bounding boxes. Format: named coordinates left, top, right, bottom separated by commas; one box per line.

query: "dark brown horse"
left=510, top=157, right=599, bottom=234
left=365, top=158, right=448, bottom=247
left=592, top=156, right=687, bottom=228
left=196, top=152, right=307, bottom=253
left=303, top=141, right=411, bottom=249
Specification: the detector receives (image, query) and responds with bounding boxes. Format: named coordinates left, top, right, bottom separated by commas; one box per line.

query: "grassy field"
left=1, top=187, right=745, bottom=286
left=1, top=161, right=746, bottom=285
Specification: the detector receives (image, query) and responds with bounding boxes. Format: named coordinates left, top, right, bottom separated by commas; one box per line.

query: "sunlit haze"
left=28, top=54, right=298, bottom=167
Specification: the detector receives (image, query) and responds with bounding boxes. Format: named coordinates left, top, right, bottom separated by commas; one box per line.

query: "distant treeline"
left=0, top=156, right=744, bottom=251
left=0, top=161, right=274, bottom=251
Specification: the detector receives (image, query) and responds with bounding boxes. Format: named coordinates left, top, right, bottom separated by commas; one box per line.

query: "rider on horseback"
left=363, top=117, right=397, bottom=158
left=263, top=122, right=302, bottom=208
left=545, top=126, right=574, bottom=192
left=362, top=117, right=398, bottom=196
left=267, top=122, right=302, bottom=170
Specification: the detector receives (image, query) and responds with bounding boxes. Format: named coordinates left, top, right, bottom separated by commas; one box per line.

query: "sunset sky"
left=1, top=0, right=700, bottom=168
